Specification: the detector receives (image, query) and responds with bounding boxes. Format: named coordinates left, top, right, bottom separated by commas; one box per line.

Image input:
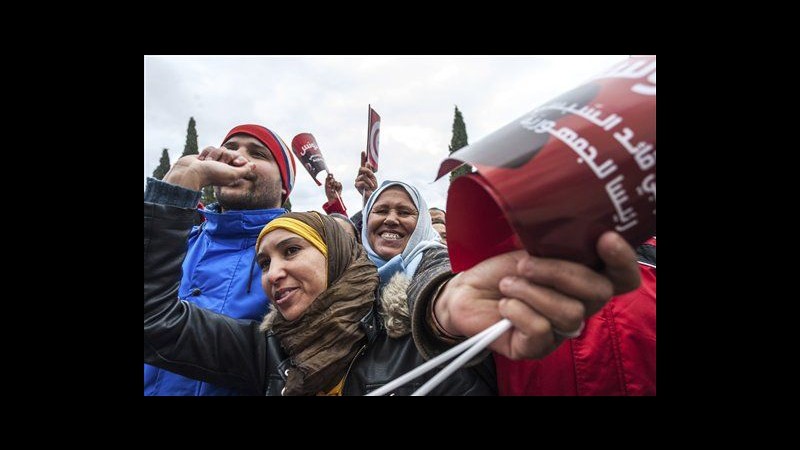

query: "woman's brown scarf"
left=260, top=212, right=378, bottom=395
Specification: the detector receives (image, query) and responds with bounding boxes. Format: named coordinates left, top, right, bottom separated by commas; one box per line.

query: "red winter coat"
left=494, top=237, right=656, bottom=395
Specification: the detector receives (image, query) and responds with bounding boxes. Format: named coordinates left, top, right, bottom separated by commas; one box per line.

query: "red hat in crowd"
left=222, top=124, right=296, bottom=204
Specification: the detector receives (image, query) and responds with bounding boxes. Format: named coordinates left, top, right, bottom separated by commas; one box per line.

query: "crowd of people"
left=144, top=123, right=656, bottom=396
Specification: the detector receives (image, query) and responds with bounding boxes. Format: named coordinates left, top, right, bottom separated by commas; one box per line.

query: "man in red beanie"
left=144, top=124, right=296, bottom=396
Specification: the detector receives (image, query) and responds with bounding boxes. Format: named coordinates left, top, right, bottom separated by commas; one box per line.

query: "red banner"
left=439, top=56, right=656, bottom=272
left=290, top=133, right=329, bottom=186
left=367, top=105, right=381, bottom=172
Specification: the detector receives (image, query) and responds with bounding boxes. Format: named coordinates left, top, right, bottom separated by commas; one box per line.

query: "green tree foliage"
left=152, top=148, right=171, bottom=180
left=182, top=117, right=199, bottom=156
left=183, top=117, right=216, bottom=205
left=448, top=106, right=474, bottom=182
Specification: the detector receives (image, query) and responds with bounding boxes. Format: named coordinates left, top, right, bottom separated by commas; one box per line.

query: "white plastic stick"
left=412, top=319, right=511, bottom=396
left=365, top=321, right=501, bottom=396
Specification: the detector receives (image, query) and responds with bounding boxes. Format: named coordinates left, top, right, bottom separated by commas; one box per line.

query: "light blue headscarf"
left=361, top=180, right=446, bottom=285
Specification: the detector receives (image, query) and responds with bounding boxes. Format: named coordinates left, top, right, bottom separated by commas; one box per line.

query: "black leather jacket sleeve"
left=144, top=201, right=267, bottom=395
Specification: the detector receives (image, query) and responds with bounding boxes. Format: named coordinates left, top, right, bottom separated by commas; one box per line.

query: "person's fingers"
left=200, top=147, right=246, bottom=166
left=495, top=299, right=557, bottom=360
left=498, top=276, right=585, bottom=334
left=445, top=295, right=502, bottom=338
left=198, top=146, right=218, bottom=161
left=229, top=155, right=248, bottom=166
left=199, top=161, right=255, bottom=187
left=218, top=149, right=248, bottom=165
left=355, top=163, right=378, bottom=194
left=224, top=163, right=256, bottom=185
left=359, top=164, right=376, bottom=184
left=360, top=151, right=367, bottom=168
left=202, top=147, right=225, bottom=162
left=232, top=162, right=256, bottom=176
left=596, top=231, right=641, bottom=295
left=197, top=147, right=214, bottom=161
left=356, top=168, right=377, bottom=190
left=516, top=254, right=613, bottom=317
left=456, top=249, right=526, bottom=294
left=334, top=181, right=342, bottom=192
left=197, top=147, right=248, bottom=166
left=356, top=167, right=377, bottom=190
left=498, top=298, right=550, bottom=337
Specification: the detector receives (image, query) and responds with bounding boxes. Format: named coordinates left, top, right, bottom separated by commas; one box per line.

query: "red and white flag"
left=367, top=105, right=381, bottom=172
left=290, top=133, right=329, bottom=186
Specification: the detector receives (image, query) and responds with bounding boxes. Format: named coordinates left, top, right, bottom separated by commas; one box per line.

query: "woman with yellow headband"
left=144, top=207, right=496, bottom=395
left=255, top=212, right=376, bottom=395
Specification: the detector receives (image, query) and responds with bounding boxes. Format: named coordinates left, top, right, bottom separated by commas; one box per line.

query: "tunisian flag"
left=367, top=105, right=381, bottom=172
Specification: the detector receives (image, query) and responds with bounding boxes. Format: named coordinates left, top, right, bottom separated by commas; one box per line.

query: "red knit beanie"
left=222, top=124, right=296, bottom=204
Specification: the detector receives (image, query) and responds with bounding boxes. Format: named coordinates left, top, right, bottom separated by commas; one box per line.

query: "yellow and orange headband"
left=256, top=217, right=328, bottom=259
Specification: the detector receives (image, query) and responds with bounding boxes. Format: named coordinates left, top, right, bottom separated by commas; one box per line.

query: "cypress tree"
left=448, top=106, right=473, bottom=182
left=182, top=117, right=216, bottom=205
left=182, top=117, right=199, bottom=156
left=152, top=148, right=171, bottom=180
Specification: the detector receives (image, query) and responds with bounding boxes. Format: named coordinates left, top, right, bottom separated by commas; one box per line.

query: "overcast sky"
left=144, top=55, right=628, bottom=214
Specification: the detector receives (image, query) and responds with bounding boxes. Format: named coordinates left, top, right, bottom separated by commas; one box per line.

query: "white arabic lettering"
left=547, top=125, right=617, bottom=179
left=605, top=174, right=638, bottom=232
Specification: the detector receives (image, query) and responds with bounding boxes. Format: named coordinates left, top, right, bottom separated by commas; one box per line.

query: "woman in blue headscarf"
left=359, top=179, right=643, bottom=363
left=362, top=181, right=444, bottom=284
left=361, top=180, right=466, bottom=359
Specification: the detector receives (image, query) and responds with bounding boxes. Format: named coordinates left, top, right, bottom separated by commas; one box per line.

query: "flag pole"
left=364, top=104, right=371, bottom=206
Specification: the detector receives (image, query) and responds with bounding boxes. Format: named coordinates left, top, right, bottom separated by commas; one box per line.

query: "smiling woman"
left=368, top=188, right=423, bottom=259
left=256, top=221, right=329, bottom=322
left=362, top=181, right=445, bottom=285
left=255, top=212, right=375, bottom=394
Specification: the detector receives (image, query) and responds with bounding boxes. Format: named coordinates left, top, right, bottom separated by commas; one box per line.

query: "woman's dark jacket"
left=144, top=201, right=496, bottom=395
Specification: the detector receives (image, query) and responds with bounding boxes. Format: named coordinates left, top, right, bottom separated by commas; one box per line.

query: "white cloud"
left=145, top=55, right=628, bottom=215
